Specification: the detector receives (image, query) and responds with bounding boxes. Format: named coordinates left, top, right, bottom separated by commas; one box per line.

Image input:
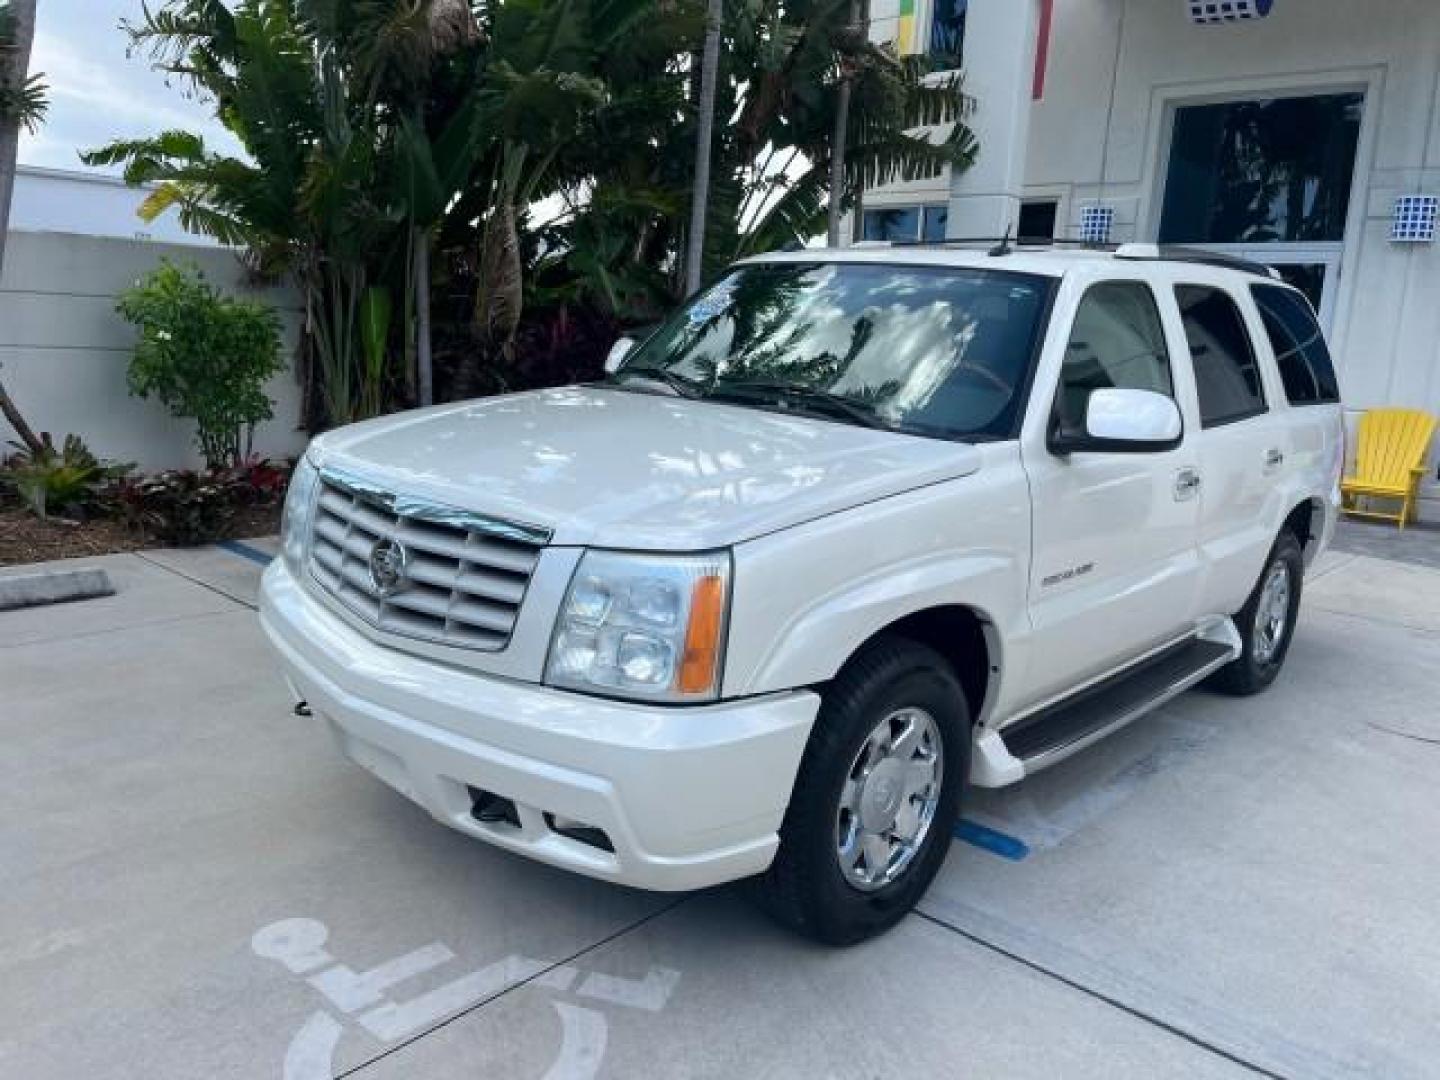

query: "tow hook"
left=293, top=700, right=313, bottom=718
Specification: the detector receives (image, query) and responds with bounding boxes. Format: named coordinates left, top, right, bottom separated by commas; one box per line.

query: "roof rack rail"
left=834, top=237, right=1282, bottom=277
left=1114, top=243, right=1283, bottom=280
left=886, top=236, right=1117, bottom=252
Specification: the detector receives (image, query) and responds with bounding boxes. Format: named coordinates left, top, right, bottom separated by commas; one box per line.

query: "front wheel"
left=1210, top=530, right=1304, bottom=696
left=753, top=637, right=969, bottom=946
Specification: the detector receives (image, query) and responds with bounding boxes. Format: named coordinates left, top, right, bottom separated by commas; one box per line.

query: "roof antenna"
left=988, top=225, right=1014, bottom=257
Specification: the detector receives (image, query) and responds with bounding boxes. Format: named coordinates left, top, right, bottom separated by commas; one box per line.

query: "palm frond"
left=0, top=71, right=46, bottom=131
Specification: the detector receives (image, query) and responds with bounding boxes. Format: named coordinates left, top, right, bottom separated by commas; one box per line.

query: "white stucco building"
left=861, top=0, right=1440, bottom=517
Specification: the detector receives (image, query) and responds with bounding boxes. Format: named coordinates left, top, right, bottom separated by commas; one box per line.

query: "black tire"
left=1209, top=530, right=1305, bottom=696
left=753, top=636, right=969, bottom=946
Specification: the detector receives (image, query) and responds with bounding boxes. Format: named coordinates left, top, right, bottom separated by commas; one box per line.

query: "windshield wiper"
left=608, top=367, right=705, bottom=399
left=711, top=380, right=890, bottom=430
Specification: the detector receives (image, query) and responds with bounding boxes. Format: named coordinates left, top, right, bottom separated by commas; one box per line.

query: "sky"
left=19, top=0, right=241, bottom=173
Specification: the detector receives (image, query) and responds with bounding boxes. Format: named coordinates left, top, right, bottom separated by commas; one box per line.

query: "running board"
left=1001, top=623, right=1240, bottom=775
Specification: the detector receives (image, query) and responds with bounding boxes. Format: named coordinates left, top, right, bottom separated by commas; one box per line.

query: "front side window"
left=615, top=262, right=1054, bottom=441
left=1055, top=282, right=1174, bottom=432
left=1176, top=285, right=1267, bottom=427
left=1251, top=285, right=1340, bottom=405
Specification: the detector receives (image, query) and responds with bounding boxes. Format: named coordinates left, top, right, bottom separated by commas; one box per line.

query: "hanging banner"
left=1188, top=0, right=1274, bottom=24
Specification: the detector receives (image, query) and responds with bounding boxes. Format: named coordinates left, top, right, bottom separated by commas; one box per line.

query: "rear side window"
left=1056, top=282, right=1174, bottom=431
left=1175, top=285, right=1267, bottom=428
left=1251, top=285, right=1340, bottom=405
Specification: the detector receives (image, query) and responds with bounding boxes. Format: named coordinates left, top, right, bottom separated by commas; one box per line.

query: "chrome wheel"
left=835, top=707, right=944, bottom=892
left=1253, top=560, right=1292, bottom=665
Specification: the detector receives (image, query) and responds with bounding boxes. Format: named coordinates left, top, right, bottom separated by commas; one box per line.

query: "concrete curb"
left=0, top=568, right=116, bottom=612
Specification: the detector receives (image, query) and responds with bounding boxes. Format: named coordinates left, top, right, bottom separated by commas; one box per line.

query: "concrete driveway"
left=4, top=536, right=1439, bottom=1079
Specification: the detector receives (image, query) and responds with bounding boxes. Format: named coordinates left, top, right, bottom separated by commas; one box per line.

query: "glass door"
left=1156, top=91, right=1363, bottom=334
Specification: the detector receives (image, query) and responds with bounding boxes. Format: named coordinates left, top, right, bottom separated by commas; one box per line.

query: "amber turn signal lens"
left=678, top=574, right=726, bottom=694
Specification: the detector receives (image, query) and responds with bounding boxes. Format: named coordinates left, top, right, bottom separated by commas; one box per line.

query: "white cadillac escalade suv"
left=261, top=243, right=1344, bottom=944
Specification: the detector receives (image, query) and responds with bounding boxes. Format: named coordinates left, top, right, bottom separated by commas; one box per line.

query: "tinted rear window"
left=1251, top=285, right=1340, bottom=405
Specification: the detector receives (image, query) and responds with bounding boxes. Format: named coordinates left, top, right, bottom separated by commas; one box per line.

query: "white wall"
left=11, top=166, right=219, bottom=247
left=0, top=229, right=306, bottom=471
left=1027, top=0, right=1440, bottom=515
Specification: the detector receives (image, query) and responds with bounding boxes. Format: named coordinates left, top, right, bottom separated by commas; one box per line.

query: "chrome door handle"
left=1174, top=468, right=1202, bottom=501
left=1264, top=448, right=1285, bottom=469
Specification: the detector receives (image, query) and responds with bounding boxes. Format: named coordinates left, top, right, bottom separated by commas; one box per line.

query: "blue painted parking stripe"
left=217, top=539, right=275, bottom=566
left=954, top=819, right=1030, bottom=861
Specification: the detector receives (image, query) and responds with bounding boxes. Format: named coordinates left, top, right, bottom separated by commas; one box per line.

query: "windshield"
left=614, top=262, right=1053, bottom=440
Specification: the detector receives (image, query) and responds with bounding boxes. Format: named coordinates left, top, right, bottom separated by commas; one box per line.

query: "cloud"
left=18, top=0, right=241, bottom=172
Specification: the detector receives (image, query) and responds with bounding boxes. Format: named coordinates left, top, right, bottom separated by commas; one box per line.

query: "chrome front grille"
left=307, top=470, right=551, bottom=652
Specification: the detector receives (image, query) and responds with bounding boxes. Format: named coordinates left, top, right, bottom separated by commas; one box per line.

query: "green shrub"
left=3, top=434, right=132, bottom=520
left=117, top=262, right=284, bottom=470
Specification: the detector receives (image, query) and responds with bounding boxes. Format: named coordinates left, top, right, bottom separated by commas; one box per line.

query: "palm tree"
left=86, top=0, right=485, bottom=424
left=82, top=0, right=974, bottom=418
left=684, top=0, right=722, bottom=296
left=551, top=0, right=977, bottom=306
left=0, top=0, right=46, bottom=453
left=706, top=0, right=976, bottom=272
left=457, top=0, right=698, bottom=386
left=826, top=0, right=861, bottom=247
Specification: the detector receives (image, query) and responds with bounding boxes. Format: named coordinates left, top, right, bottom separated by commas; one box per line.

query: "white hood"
left=313, top=386, right=983, bottom=549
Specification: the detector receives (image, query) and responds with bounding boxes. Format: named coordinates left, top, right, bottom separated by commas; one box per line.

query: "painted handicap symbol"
left=252, top=918, right=680, bottom=1080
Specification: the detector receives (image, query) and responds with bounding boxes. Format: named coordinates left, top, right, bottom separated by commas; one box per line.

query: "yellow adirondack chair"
left=1341, top=408, right=1437, bottom=529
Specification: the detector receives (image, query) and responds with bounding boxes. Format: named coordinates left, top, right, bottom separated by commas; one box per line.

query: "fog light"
left=545, top=814, right=615, bottom=853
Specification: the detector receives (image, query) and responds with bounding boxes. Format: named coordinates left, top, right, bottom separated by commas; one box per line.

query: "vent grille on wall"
left=1390, top=195, right=1438, bottom=243
left=1079, top=206, right=1114, bottom=245
left=1188, top=0, right=1274, bottom=24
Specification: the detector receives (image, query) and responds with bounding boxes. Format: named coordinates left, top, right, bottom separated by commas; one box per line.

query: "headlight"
left=546, top=550, right=732, bottom=702
left=281, top=453, right=321, bottom=569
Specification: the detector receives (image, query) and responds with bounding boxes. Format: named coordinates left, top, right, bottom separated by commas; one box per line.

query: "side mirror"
left=604, top=336, right=637, bottom=374
left=1049, top=388, right=1182, bottom=455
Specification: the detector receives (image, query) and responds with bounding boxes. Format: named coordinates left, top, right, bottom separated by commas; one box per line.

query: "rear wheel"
left=754, top=637, right=968, bottom=946
left=1210, top=530, right=1304, bottom=695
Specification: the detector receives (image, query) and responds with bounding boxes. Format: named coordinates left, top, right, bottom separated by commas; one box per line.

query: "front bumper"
left=259, top=559, right=818, bottom=891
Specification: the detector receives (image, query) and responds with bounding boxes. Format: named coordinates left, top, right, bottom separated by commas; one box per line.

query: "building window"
left=1019, top=200, right=1058, bottom=242
left=922, top=205, right=949, bottom=241
left=862, top=205, right=948, bottom=242
left=862, top=207, right=921, bottom=242
left=1175, top=285, right=1267, bottom=428
left=929, top=0, right=967, bottom=67
left=1159, top=93, right=1363, bottom=244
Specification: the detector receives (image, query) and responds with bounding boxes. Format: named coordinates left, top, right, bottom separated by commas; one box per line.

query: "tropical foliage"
left=86, top=0, right=976, bottom=427
left=3, top=435, right=132, bottom=520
